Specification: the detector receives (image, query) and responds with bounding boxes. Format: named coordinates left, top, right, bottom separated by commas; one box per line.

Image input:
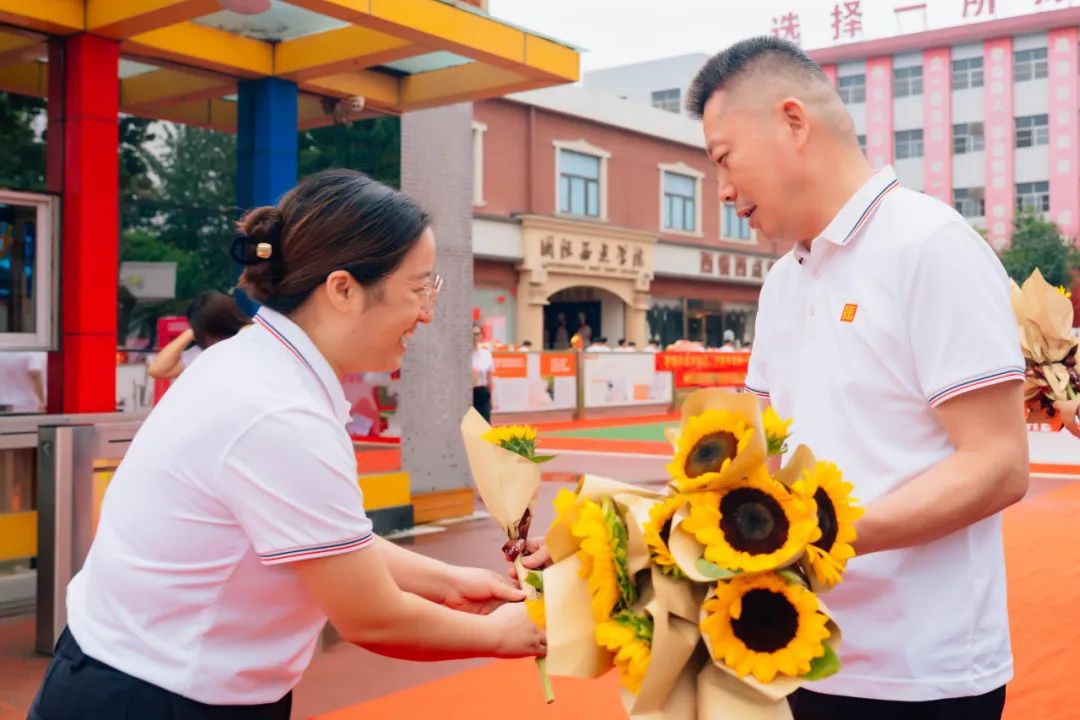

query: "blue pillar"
left=237, top=77, right=298, bottom=210
left=236, top=77, right=297, bottom=312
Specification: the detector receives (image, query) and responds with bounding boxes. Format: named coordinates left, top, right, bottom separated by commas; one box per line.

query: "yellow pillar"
left=625, top=292, right=650, bottom=346
left=516, top=271, right=547, bottom=346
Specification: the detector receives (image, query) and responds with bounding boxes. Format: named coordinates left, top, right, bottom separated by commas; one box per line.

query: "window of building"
left=1014, top=47, right=1048, bottom=82
left=558, top=149, right=602, bottom=218
left=471, top=121, right=486, bottom=206
left=894, top=129, right=924, bottom=159
left=1015, top=114, right=1049, bottom=148
left=952, top=122, right=984, bottom=154
left=651, top=88, right=681, bottom=114
left=857, top=134, right=866, bottom=154
left=953, top=187, right=985, bottom=217
left=662, top=171, right=697, bottom=232
left=893, top=65, right=923, bottom=97
left=1016, top=181, right=1050, bottom=213
left=722, top=203, right=751, bottom=240
left=838, top=74, right=866, bottom=103
left=951, top=57, right=984, bottom=89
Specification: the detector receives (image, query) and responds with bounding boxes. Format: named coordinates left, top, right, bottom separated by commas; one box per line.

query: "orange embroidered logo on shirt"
left=840, top=304, right=858, bottom=323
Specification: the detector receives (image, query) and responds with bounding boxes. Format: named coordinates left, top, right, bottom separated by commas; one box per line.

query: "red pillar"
left=46, top=35, right=119, bottom=413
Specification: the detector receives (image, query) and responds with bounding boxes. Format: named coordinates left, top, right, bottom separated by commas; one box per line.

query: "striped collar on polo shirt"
left=795, top=166, right=899, bottom=263
left=254, top=306, right=352, bottom=425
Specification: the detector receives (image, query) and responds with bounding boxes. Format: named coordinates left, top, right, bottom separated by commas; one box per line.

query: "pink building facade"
left=811, top=6, right=1080, bottom=251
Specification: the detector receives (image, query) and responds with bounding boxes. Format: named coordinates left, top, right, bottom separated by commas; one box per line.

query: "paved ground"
left=1, top=415, right=1076, bottom=719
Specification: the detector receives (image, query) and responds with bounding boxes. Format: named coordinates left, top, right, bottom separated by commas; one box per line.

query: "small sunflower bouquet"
left=460, top=409, right=556, bottom=701
left=532, top=389, right=863, bottom=719
left=1009, top=268, right=1078, bottom=428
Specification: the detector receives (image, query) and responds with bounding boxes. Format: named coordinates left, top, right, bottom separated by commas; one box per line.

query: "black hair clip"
left=229, top=220, right=283, bottom=266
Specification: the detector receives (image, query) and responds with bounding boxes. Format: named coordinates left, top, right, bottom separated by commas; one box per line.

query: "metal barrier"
left=0, top=412, right=147, bottom=653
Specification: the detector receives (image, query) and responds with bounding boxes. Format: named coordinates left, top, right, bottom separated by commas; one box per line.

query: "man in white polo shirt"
left=686, top=39, right=1029, bottom=718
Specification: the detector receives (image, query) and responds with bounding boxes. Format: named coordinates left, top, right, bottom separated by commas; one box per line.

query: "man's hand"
left=442, top=567, right=525, bottom=615
left=508, top=538, right=552, bottom=581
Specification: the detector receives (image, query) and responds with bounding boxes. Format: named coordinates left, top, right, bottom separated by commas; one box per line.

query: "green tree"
left=1001, top=209, right=1080, bottom=288
left=0, top=91, right=46, bottom=190
left=299, top=116, right=400, bottom=187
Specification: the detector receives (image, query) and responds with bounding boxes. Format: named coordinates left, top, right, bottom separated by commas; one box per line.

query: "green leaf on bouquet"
left=695, top=557, right=741, bottom=579
left=530, top=454, right=557, bottom=464
left=524, top=571, right=544, bottom=593
left=803, top=644, right=840, bottom=681
left=777, top=569, right=805, bottom=587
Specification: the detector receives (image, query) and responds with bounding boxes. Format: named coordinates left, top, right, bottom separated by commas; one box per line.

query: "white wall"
left=953, top=149, right=985, bottom=189
left=1015, top=77, right=1050, bottom=116
left=893, top=95, right=923, bottom=131
left=952, top=87, right=984, bottom=124
left=894, top=158, right=924, bottom=191
left=472, top=217, right=523, bottom=260
left=1015, top=145, right=1050, bottom=184
left=583, top=54, right=710, bottom=116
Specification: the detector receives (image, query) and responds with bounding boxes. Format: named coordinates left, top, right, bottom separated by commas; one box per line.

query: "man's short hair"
left=686, top=36, right=828, bottom=119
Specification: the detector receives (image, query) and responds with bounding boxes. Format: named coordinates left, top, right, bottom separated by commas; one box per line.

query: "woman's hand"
left=508, top=538, right=552, bottom=580
left=488, top=602, right=547, bottom=658
left=442, top=567, right=524, bottom=614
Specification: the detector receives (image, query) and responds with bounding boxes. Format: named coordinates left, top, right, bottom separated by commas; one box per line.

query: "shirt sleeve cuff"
left=927, top=367, right=1025, bottom=408
left=745, top=384, right=770, bottom=400
left=258, top=532, right=375, bottom=566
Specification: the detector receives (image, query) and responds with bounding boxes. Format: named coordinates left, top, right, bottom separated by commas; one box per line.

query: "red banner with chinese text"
left=655, top=351, right=750, bottom=388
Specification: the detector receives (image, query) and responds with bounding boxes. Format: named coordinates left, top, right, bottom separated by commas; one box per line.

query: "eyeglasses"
left=420, top=274, right=443, bottom=311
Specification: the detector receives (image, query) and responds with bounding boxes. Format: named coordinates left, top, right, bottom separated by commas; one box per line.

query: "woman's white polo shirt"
left=746, top=167, right=1024, bottom=701
left=66, top=307, right=373, bottom=705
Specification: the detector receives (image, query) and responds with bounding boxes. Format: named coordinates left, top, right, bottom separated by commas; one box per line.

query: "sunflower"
left=700, top=573, right=831, bottom=684
left=668, top=409, right=756, bottom=492
left=525, top=597, right=546, bottom=630
left=595, top=610, right=653, bottom=694
left=571, top=497, right=635, bottom=621
left=643, top=495, right=688, bottom=578
left=761, top=406, right=793, bottom=457
left=680, top=467, right=819, bottom=575
left=791, top=461, right=863, bottom=588
left=482, top=424, right=540, bottom=458
left=1057, top=285, right=1073, bottom=300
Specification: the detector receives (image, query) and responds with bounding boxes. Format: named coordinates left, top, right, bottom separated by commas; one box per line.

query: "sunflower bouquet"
left=460, top=409, right=556, bottom=702
left=1009, top=268, right=1079, bottom=428
left=533, top=389, right=863, bottom=719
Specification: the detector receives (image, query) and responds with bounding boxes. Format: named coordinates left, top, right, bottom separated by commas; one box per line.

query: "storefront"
left=649, top=244, right=773, bottom=349
left=515, top=214, right=656, bottom=347
left=471, top=216, right=771, bottom=349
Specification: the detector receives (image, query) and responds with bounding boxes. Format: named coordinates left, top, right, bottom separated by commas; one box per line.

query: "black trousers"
left=789, top=685, right=1006, bottom=720
left=29, top=628, right=292, bottom=720
left=473, top=386, right=492, bottom=423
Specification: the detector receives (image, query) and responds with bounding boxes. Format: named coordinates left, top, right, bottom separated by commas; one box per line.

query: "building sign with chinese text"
left=771, top=0, right=1077, bottom=50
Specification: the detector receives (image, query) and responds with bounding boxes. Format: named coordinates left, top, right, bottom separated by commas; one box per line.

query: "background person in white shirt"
left=471, top=326, right=495, bottom=422
left=682, top=38, right=1029, bottom=719
left=29, top=170, right=543, bottom=720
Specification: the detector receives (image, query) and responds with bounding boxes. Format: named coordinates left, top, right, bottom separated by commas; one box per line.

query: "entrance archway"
left=544, top=285, right=627, bottom=349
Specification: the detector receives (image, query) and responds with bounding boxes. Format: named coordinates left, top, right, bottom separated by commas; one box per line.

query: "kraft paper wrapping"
left=667, top=504, right=717, bottom=584
left=651, top=565, right=707, bottom=624
left=542, top=555, right=612, bottom=678
left=696, top=664, right=795, bottom=720
left=622, top=594, right=702, bottom=716
left=546, top=475, right=662, bottom=565
left=698, top=588, right=843, bottom=703
left=628, top=656, right=701, bottom=720
left=773, top=445, right=817, bottom=490
left=460, top=408, right=541, bottom=538
left=1009, top=270, right=1078, bottom=405
left=669, top=389, right=768, bottom=492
